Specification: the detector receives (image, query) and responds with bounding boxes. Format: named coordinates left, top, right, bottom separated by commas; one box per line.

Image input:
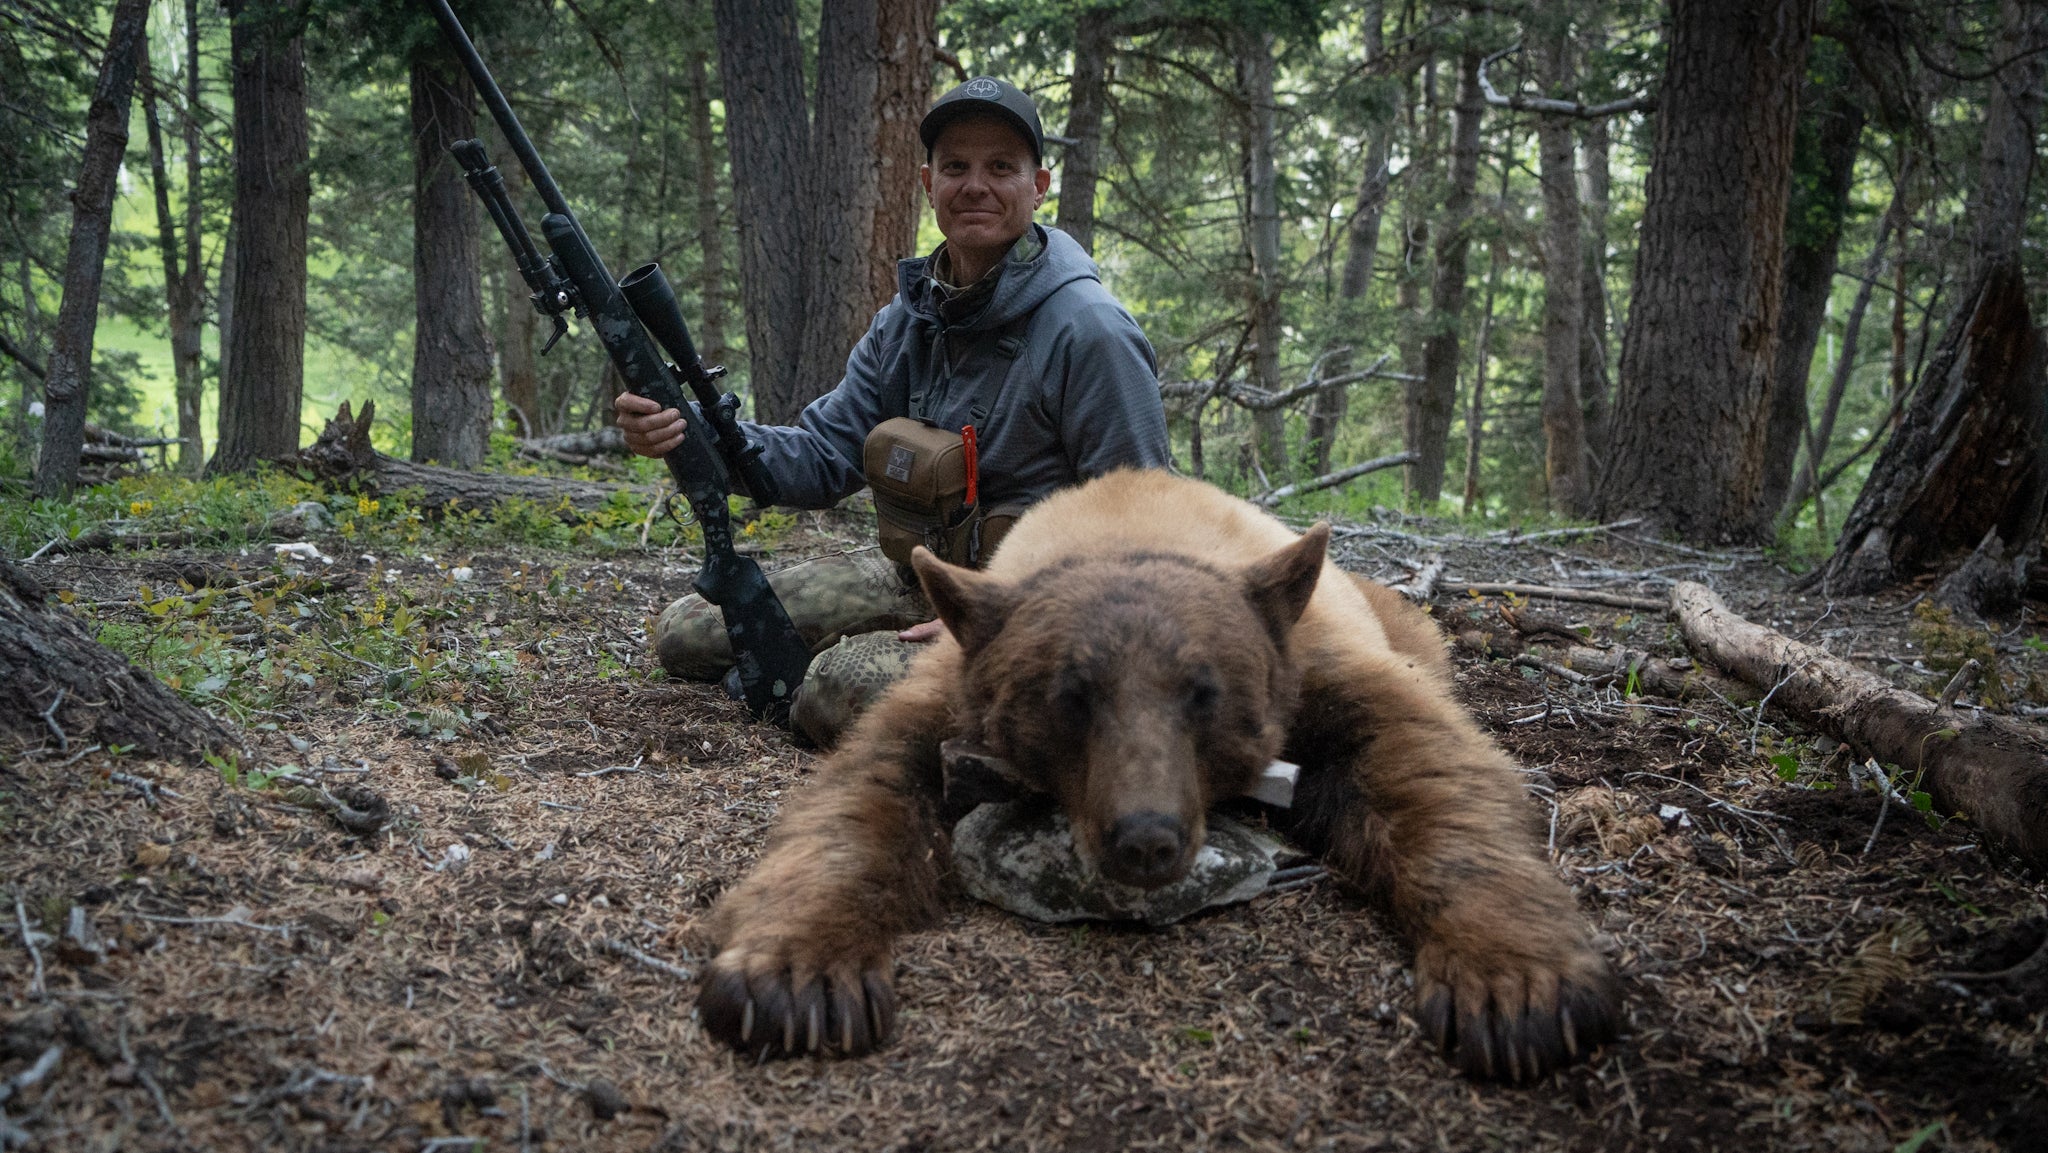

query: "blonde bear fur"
left=696, top=470, right=1619, bottom=1082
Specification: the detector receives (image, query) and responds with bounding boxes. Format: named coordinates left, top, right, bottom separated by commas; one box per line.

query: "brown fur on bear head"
left=912, top=525, right=1328, bottom=889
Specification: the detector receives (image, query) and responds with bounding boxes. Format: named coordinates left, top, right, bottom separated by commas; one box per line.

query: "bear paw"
left=696, top=945, right=897, bottom=1060
left=1413, top=935, right=1620, bottom=1084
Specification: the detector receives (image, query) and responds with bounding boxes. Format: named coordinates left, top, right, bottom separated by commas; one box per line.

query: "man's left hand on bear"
left=695, top=471, right=1622, bottom=1084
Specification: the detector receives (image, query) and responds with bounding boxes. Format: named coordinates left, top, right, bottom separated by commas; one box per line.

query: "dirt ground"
left=2, top=501, right=2045, bottom=1152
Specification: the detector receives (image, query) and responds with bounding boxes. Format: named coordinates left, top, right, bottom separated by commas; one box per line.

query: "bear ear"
left=1243, top=522, right=1328, bottom=644
left=911, top=546, right=1019, bottom=656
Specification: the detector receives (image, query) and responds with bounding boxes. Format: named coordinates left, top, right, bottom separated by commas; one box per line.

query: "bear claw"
left=1417, top=959, right=1619, bottom=1084
left=697, top=954, right=897, bottom=1060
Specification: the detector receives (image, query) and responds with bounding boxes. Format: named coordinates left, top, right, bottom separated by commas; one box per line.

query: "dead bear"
left=696, top=469, right=1620, bottom=1082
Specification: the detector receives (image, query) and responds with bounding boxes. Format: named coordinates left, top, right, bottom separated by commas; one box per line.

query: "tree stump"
left=1813, top=256, right=2048, bottom=612
left=293, top=400, right=651, bottom=514
left=0, top=558, right=235, bottom=760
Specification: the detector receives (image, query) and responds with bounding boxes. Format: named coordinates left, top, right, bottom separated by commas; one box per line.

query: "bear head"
left=912, top=524, right=1328, bottom=889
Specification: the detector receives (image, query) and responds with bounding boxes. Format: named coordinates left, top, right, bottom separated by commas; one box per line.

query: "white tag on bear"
left=1246, top=759, right=1299, bottom=809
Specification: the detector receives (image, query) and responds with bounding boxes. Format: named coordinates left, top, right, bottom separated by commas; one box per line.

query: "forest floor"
left=2, top=496, right=2045, bottom=1153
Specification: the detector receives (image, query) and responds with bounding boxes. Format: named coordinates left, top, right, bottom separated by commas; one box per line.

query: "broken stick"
left=1440, top=581, right=1668, bottom=611
left=1671, top=581, right=2048, bottom=872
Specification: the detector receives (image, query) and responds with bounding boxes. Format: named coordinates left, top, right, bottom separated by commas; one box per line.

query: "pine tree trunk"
left=1763, top=74, right=1865, bottom=516
left=1309, top=0, right=1390, bottom=476
left=139, top=48, right=207, bottom=479
left=180, top=0, right=206, bottom=474
left=408, top=46, right=495, bottom=467
left=796, top=0, right=884, bottom=410
left=1535, top=18, right=1588, bottom=515
left=1410, top=50, right=1483, bottom=505
left=0, top=558, right=235, bottom=760
left=32, top=0, right=148, bottom=498
left=868, top=0, right=936, bottom=309
left=1396, top=58, right=1436, bottom=485
left=1056, top=8, right=1113, bottom=254
left=212, top=0, right=309, bottom=475
left=492, top=152, right=542, bottom=435
left=1578, top=112, right=1612, bottom=459
left=1595, top=0, right=1812, bottom=543
left=1239, top=28, right=1287, bottom=473
left=684, top=10, right=728, bottom=368
left=713, top=0, right=810, bottom=422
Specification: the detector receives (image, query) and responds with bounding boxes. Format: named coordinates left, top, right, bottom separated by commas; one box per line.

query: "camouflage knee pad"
left=653, top=547, right=929, bottom=682
left=788, top=631, right=926, bottom=748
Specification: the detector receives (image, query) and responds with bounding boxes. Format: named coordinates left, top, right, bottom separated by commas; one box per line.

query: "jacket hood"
left=896, top=225, right=1101, bottom=332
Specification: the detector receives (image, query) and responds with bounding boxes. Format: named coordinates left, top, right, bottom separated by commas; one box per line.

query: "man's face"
left=920, top=116, right=1051, bottom=261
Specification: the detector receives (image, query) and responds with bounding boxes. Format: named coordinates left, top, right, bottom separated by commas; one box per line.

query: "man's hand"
left=614, top=391, right=688, bottom=458
left=898, top=620, right=945, bottom=643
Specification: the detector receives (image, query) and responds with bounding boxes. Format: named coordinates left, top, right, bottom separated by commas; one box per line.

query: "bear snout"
left=1103, top=811, right=1189, bottom=889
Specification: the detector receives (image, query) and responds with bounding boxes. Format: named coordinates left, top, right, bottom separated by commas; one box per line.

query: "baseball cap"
left=920, top=77, right=1045, bottom=165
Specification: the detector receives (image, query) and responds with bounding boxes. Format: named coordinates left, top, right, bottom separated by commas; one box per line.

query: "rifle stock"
left=424, top=0, right=810, bottom=720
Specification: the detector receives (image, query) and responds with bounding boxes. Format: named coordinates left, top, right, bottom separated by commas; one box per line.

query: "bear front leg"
left=695, top=666, right=951, bottom=1060
left=1288, top=663, right=1620, bottom=1083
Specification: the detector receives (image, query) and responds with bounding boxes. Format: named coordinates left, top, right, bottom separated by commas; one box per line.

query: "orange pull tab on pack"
left=961, top=425, right=979, bottom=507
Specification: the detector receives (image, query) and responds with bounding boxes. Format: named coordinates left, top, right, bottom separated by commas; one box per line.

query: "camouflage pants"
left=654, top=547, right=929, bottom=746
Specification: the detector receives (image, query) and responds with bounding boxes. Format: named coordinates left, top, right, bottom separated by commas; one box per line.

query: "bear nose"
left=1105, top=811, right=1187, bottom=888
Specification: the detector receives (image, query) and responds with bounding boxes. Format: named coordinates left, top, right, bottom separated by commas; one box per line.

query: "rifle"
left=424, top=0, right=811, bottom=721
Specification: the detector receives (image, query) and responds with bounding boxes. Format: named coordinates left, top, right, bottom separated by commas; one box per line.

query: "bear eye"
left=1182, top=670, right=1219, bottom=721
left=1051, top=671, right=1094, bottom=729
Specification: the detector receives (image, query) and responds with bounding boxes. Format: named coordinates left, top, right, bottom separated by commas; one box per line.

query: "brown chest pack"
left=862, top=324, right=1029, bottom=571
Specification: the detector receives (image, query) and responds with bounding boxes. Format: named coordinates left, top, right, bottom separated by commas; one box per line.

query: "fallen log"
left=1672, top=581, right=2048, bottom=872
left=521, top=427, right=628, bottom=456
left=293, top=401, right=650, bottom=514
left=32, top=502, right=331, bottom=558
left=0, top=557, right=236, bottom=760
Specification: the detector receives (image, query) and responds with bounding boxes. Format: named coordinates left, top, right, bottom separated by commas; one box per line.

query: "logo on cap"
left=965, top=78, right=1000, bottom=99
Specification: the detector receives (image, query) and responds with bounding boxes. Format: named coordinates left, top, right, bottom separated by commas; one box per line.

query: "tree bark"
left=1239, top=28, right=1287, bottom=473
left=1595, top=0, right=1812, bottom=544
left=408, top=46, right=495, bottom=468
left=212, top=0, right=309, bottom=475
left=714, top=0, right=809, bottom=422
left=1763, top=72, right=1866, bottom=516
left=1535, top=14, right=1588, bottom=515
left=1673, top=581, right=2048, bottom=873
left=1309, top=0, right=1390, bottom=476
left=867, top=0, right=935, bottom=311
left=1815, top=0, right=2047, bottom=609
left=139, top=45, right=207, bottom=479
left=0, top=558, right=236, bottom=760
left=32, top=0, right=149, bottom=499
left=1056, top=7, right=1113, bottom=254
left=1410, top=50, right=1483, bottom=505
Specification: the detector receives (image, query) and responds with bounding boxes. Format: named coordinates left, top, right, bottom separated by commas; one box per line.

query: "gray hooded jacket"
left=732, top=224, right=1171, bottom=510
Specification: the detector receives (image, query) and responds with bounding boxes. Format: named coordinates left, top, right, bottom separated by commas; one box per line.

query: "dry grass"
left=2, top=510, right=2044, bottom=1152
